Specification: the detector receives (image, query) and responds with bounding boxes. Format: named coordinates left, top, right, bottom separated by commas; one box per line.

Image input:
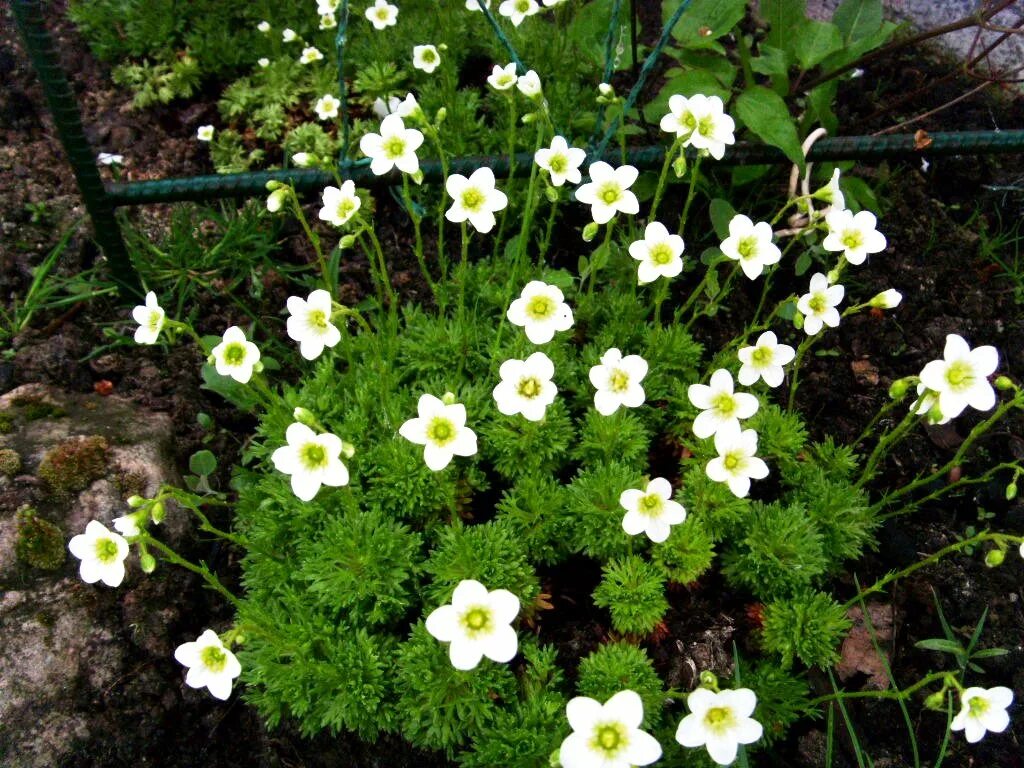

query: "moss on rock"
left=38, top=436, right=109, bottom=500
left=0, top=448, right=21, bottom=477
left=15, top=508, right=66, bottom=570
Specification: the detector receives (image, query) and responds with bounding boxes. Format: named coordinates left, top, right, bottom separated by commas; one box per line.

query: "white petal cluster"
left=535, top=136, right=586, bottom=187
left=282, top=28, right=298, bottom=42
left=399, top=394, right=478, bottom=470
left=705, top=422, right=769, bottom=498
left=620, top=477, right=686, bottom=543
left=211, top=326, right=261, bottom=384
left=271, top=422, right=350, bottom=501
left=285, top=289, right=341, bottom=361
left=314, top=94, right=341, bottom=120
left=575, top=162, right=640, bottom=224
left=365, top=0, right=398, bottom=29
left=425, top=579, right=520, bottom=670
left=951, top=686, right=1013, bottom=744
left=493, top=352, right=558, bottom=421
left=413, top=44, right=441, bottom=73
left=797, top=272, right=845, bottom=335
left=318, top=180, right=361, bottom=227
left=196, top=125, right=214, bottom=142
left=68, top=521, right=130, bottom=587
left=506, top=281, right=574, bottom=344
left=868, top=288, right=902, bottom=309
left=676, top=687, right=764, bottom=765
left=822, top=209, right=887, bottom=265
left=299, top=46, right=323, bottom=64
left=687, top=369, right=759, bottom=439
left=628, top=221, right=684, bottom=285
left=98, top=152, right=123, bottom=166
left=720, top=214, right=781, bottom=280
left=359, top=114, right=424, bottom=176
left=589, top=348, right=648, bottom=416
left=559, top=690, right=662, bottom=768
left=174, top=629, right=242, bottom=701
left=465, top=0, right=491, bottom=9
left=516, top=70, right=542, bottom=99
left=737, top=331, right=795, bottom=388
left=445, top=167, right=508, bottom=233
left=659, top=94, right=735, bottom=160
left=499, top=0, right=539, bottom=26
left=319, top=13, right=337, bottom=29
left=917, top=334, right=998, bottom=421
left=487, top=62, right=518, bottom=91
left=132, top=291, right=165, bottom=345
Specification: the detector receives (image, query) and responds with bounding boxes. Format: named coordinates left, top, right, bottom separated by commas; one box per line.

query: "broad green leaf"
left=568, top=0, right=634, bottom=69
left=807, top=81, right=839, bottom=134
left=735, top=86, right=804, bottom=169
left=838, top=175, right=879, bottom=213
left=631, top=171, right=660, bottom=203
left=709, top=198, right=737, bottom=240
left=730, top=164, right=773, bottom=187
left=663, top=0, right=747, bottom=49
left=672, top=49, right=739, bottom=85
left=760, top=0, right=807, bottom=53
left=750, top=44, right=790, bottom=76
left=189, top=449, right=218, bottom=477
left=792, top=20, right=843, bottom=70
left=201, top=362, right=261, bottom=410
left=820, top=20, right=899, bottom=70
left=832, top=0, right=883, bottom=43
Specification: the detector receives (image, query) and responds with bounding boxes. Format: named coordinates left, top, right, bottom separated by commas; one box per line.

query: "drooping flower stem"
left=879, top=461, right=1024, bottom=521
left=356, top=215, right=397, bottom=314
left=809, top=671, right=953, bottom=707
left=855, top=407, right=923, bottom=487
left=684, top=263, right=741, bottom=332
left=677, top=154, right=703, bottom=237
left=140, top=534, right=241, bottom=609
left=649, top=136, right=682, bottom=221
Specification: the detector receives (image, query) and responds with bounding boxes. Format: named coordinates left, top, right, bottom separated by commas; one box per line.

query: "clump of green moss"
left=115, top=469, right=148, bottom=499
left=16, top=508, right=66, bottom=570
left=0, top=412, right=13, bottom=434
left=0, top=448, right=21, bottom=477
left=38, top=435, right=109, bottom=500
left=11, top=396, right=67, bottom=422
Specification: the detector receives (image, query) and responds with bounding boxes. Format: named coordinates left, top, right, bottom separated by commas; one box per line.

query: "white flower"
left=720, top=214, right=781, bottom=280
left=319, top=13, right=337, bottom=29
left=257, top=20, right=270, bottom=32
left=911, top=384, right=951, bottom=425
left=359, top=113, right=424, bottom=176
left=299, top=46, right=324, bottom=64
left=465, top=0, right=491, bottom=9
left=868, top=288, right=902, bottom=309
left=918, top=334, right=998, bottom=420
left=210, top=326, right=261, bottom=384
left=413, top=44, right=441, bottom=73
left=797, top=272, right=844, bottom=335
left=445, top=167, right=508, bottom=233
left=559, top=690, right=663, bottom=768
left=399, top=394, right=478, bottom=471
left=173, top=629, right=242, bottom=701
left=675, top=687, right=764, bottom=765
left=372, top=94, right=417, bottom=119
left=426, top=579, right=520, bottom=670
left=951, top=686, right=1013, bottom=744
left=314, top=94, right=341, bottom=120
left=318, top=180, right=361, bottom=227
left=266, top=185, right=288, bottom=213
left=97, top=152, right=123, bottom=166
left=705, top=422, right=768, bottom=498
left=628, top=221, right=684, bottom=284
left=687, top=369, right=759, bottom=439
left=516, top=69, right=542, bottom=98
left=132, top=290, right=165, bottom=345
left=257, top=57, right=270, bottom=67
left=535, top=135, right=586, bottom=188
left=737, top=331, right=795, bottom=388
left=317, top=0, right=340, bottom=13
left=196, top=125, right=214, bottom=142
left=271, top=422, right=350, bottom=500
left=506, top=280, right=574, bottom=344
left=499, top=0, right=539, bottom=26
left=575, top=162, right=640, bottom=224
left=365, top=0, right=398, bottom=29
left=292, top=152, right=313, bottom=168
left=493, top=352, right=558, bottom=422
left=659, top=94, right=735, bottom=160
left=620, top=477, right=686, bottom=543
left=282, top=28, right=298, bottom=42
left=112, top=514, right=141, bottom=538
left=68, top=521, right=129, bottom=587
left=285, top=289, right=342, bottom=361
left=822, top=208, right=887, bottom=266
left=814, top=168, right=845, bottom=211
left=589, top=348, right=648, bottom=416
left=542, top=0, right=565, bottom=5
left=487, top=62, right=518, bottom=91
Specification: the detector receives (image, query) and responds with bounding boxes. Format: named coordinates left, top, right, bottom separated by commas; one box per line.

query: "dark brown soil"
left=2, top=1, right=1023, bottom=766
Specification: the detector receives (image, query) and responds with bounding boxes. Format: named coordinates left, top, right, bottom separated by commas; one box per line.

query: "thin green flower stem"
left=844, top=531, right=1022, bottom=611
left=673, top=266, right=715, bottom=323
left=651, top=279, right=671, bottom=327
left=539, top=192, right=560, bottom=262
left=288, top=192, right=332, bottom=292
left=357, top=217, right=397, bottom=312
left=770, top=194, right=813, bottom=227
left=808, top=671, right=951, bottom=707
left=649, top=136, right=682, bottom=222
left=854, top=406, right=921, bottom=487
left=140, top=534, right=241, bottom=609
left=853, top=392, right=910, bottom=448
left=742, top=237, right=803, bottom=333
left=588, top=219, right=616, bottom=296
left=402, top=175, right=437, bottom=300
left=677, top=154, right=703, bottom=237
left=516, top=123, right=547, bottom=272
left=458, top=222, right=470, bottom=321
left=493, top=96, right=518, bottom=259
left=684, top=263, right=741, bottom=332
left=424, top=125, right=450, bottom=279
left=934, top=695, right=955, bottom=768
left=354, top=232, right=387, bottom=311
left=734, top=28, right=756, bottom=90
left=877, top=461, right=1023, bottom=521
left=162, top=488, right=288, bottom=564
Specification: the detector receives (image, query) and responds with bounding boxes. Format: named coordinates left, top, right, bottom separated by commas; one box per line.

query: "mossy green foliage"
left=761, top=591, right=853, bottom=669
left=37, top=435, right=109, bottom=500
left=0, top=448, right=22, bottom=477
left=577, top=643, right=665, bottom=729
left=10, top=396, right=67, bottom=422
left=592, top=555, right=669, bottom=636
left=15, top=508, right=65, bottom=570
left=0, top=412, right=14, bottom=434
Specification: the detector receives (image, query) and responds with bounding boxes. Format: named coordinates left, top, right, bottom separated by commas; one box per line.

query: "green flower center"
left=497, top=74, right=514, bottom=86
left=223, top=342, right=247, bottom=365
left=752, top=346, right=772, bottom=365
left=517, top=376, right=542, bottom=399
left=590, top=722, right=628, bottom=756
left=460, top=605, right=492, bottom=636
left=376, top=8, right=389, bottom=19
left=682, top=112, right=697, bottom=129
left=94, top=537, right=120, bottom=563
left=704, top=706, right=736, bottom=734
left=515, top=0, right=529, bottom=10
left=841, top=229, right=863, bottom=250
left=650, top=243, right=674, bottom=265
left=427, top=416, right=456, bottom=445
left=609, top=369, right=630, bottom=392
left=967, top=696, right=990, bottom=717
left=200, top=644, right=227, bottom=673
left=308, top=309, right=329, bottom=330
left=808, top=294, right=827, bottom=314
left=737, top=236, right=759, bottom=260
left=697, top=115, right=715, bottom=136
left=525, top=294, right=555, bottom=320
left=723, top=452, right=742, bottom=471
left=712, top=392, right=737, bottom=416
left=147, top=310, right=163, bottom=332
left=639, top=493, right=663, bottom=516
left=945, top=360, right=974, bottom=391
left=461, top=187, right=484, bottom=211
left=599, top=182, right=621, bottom=205
left=384, top=136, right=407, bottom=159
left=548, top=154, right=567, bottom=174
left=422, top=49, right=436, bottom=62
left=336, top=198, right=356, bottom=218
left=300, top=442, right=328, bottom=470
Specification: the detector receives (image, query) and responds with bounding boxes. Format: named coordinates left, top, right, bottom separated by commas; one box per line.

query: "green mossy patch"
left=0, top=448, right=22, bottom=477
left=16, top=508, right=66, bottom=571
left=38, top=435, right=110, bottom=500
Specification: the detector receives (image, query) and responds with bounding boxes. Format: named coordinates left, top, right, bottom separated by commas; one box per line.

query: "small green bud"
left=548, top=749, right=562, bottom=767
left=341, top=441, right=355, bottom=459
left=265, top=180, right=283, bottom=191
left=411, top=169, right=424, bottom=185
left=252, top=360, right=265, bottom=374
left=544, top=185, right=559, bottom=203
left=582, top=222, right=600, bottom=242
left=435, top=107, right=447, bottom=124
left=984, top=549, right=1005, bottom=568
left=140, top=552, right=157, bottom=573
left=441, top=391, right=457, bottom=406
left=293, top=407, right=317, bottom=427
left=994, top=375, right=1014, bottom=391
left=339, top=234, right=357, bottom=249
left=924, top=690, right=947, bottom=711
left=1006, top=482, right=1018, bottom=501
left=150, top=500, right=166, bottom=524
left=127, top=495, right=146, bottom=508
left=888, top=378, right=912, bottom=400
left=793, top=312, right=805, bottom=330
left=927, top=404, right=944, bottom=424
left=699, top=670, right=719, bottom=690
left=522, top=111, right=539, bottom=125
left=672, top=153, right=687, bottom=178
left=826, top=267, right=841, bottom=285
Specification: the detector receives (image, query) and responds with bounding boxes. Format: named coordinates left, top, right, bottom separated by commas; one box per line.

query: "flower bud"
left=293, top=407, right=317, bottom=427
left=292, top=152, right=313, bottom=168
left=927, top=403, right=944, bottom=424
left=150, top=500, right=166, bottom=524
left=341, top=441, right=356, bottom=459
left=826, top=267, right=841, bottom=285
left=582, top=222, right=599, bottom=242
left=441, top=391, right=457, bottom=405
left=258, top=57, right=270, bottom=68
left=266, top=187, right=289, bottom=213
left=793, top=312, right=805, bottom=330
left=522, top=111, right=539, bottom=125
left=598, top=82, right=614, bottom=97
left=924, top=690, right=947, bottom=711
left=412, top=169, right=425, bottom=185
left=339, top=234, right=357, bottom=249
left=672, top=153, right=687, bottom=178
left=265, top=180, right=283, bottom=191
left=699, top=670, right=719, bottom=690
left=140, top=552, right=157, bottom=573
left=994, top=375, right=1014, bottom=391
left=127, top=495, right=146, bottom=508
left=869, top=289, right=902, bottom=309
left=253, top=360, right=265, bottom=374
left=984, top=549, right=1005, bottom=568
left=1006, top=482, right=1018, bottom=501
left=888, top=378, right=912, bottom=400
left=434, top=107, right=447, bottom=124
left=548, top=749, right=562, bottom=767
left=544, top=185, right=559, bottom=203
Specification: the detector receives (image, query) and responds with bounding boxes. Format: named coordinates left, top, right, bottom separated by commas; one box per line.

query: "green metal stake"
left=12, top=0, right=140, bottom=298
